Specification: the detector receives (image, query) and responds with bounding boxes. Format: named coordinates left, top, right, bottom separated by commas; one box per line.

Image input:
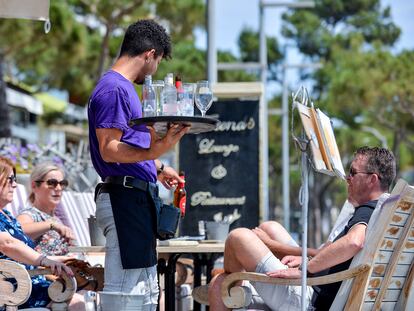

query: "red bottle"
left=173, top=171, right=186, bottom=217
left=175, top=74, right=183, bottom=90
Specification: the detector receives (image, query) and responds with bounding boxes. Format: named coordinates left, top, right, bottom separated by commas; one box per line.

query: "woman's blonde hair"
left=29, top=162, right=65, bottom=203
left=0, top=156, right=16, bottom=188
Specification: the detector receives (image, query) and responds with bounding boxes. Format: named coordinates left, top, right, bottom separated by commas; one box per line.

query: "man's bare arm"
left=252, top=228, right=319, bottom=258
left=307, top=224, right=366, bottom=274
left=265, top=240, right=319, bottom=259
left=96, top=125, right=188, bottom=163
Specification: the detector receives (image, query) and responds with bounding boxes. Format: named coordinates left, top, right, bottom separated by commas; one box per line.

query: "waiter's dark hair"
left=355, top=146, right=396, bottom=191
left=119, top=19, right=172, bottom=59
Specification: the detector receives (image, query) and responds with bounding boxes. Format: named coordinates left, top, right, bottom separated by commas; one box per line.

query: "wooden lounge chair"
left=0, top=259, right=76, bottom=311
left=221, top=179, right=414, bottom=310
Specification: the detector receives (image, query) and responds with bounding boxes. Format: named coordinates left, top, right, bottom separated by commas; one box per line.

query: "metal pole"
left=282, top=64, right=290, bottom=231
left=207, top=0, right=217, bottom=83
left=259, top=1, right=269, bottom=221
left=300, top=149, right=309, bottom=311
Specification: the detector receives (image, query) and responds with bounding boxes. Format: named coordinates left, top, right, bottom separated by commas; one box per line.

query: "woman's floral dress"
left=0, top=210, right=51, bottom=309
left=19, top=205, right=73, bottom=255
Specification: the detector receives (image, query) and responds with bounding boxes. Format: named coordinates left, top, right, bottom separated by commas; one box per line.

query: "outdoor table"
left=69, top=241, right=225, bottom=311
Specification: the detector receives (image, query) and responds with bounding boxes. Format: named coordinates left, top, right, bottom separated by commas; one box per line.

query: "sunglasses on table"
left=35, top=179, right=69, bottom=189
left=7, top=175, right=17, bottom=184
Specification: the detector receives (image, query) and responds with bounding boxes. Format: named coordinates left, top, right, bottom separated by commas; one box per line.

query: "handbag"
left=64, top=258, right=104, bottom=291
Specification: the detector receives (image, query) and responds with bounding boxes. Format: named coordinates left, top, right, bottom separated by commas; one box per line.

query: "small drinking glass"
left=195, top=80, right=213, bottom=117
left=152, top=80, right=165, bottom=116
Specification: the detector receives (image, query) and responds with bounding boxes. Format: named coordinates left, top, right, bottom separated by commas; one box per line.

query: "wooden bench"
left=221, top=179, right=414, bottom=310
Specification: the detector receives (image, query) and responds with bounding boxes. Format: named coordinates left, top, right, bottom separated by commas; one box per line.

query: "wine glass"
left=195, top=80, right=213, bottom=117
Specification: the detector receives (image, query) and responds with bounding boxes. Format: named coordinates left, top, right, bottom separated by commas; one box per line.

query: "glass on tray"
left=195, top=80, right=213, bottom=117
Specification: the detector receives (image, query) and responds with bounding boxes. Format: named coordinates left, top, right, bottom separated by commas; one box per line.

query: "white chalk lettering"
left=215, top=117, right=256, bottom=132
left=191, top=191, right=246, bottom=206
left=198, top=138, right=239, bottom=157
left=211, top=164, right=227, bottom=180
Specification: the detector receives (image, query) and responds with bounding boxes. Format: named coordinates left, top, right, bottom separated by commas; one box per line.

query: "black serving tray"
left=129, top=116, right=218, bottom=136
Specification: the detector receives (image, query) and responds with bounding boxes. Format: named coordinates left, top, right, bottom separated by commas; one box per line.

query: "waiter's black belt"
left=104, top=176, right=158, bottom=197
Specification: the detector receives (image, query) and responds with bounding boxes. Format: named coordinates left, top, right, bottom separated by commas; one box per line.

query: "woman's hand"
left=51, top=222, right=76, bottom=241
left=40, top=256, right=74, bottom=277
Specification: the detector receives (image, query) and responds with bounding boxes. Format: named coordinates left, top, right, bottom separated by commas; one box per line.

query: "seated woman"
left=0, top=156, right=84, bottom=310
left=17, top=162, right=75, bottom=255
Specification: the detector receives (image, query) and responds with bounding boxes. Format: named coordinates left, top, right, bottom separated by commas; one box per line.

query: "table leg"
left=193, top=255, right=203, bottom=311
left=193, top=253, right=221, bottom=311
left=158, top=254, right=181, bottom=311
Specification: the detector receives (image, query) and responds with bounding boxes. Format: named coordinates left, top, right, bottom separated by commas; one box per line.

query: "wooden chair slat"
left=365, top=288, right=402, bottom=302
left=368, top=276, right=406, bottom=290
left=376, top=250, right=414, bottom=264
left=362, top=301, right=396, bottom=311
left=372, top=263, right=411, bottom=277
left=372, top=197, right=414, bottom=310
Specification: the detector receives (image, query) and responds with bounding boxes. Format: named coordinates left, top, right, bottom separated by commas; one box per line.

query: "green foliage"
left=155, top=39, right=206, bottom=82
left=238, top=27, right=283, bottom=81
left=0, top=1, right=88, bottom=95
left=322, top=44, right=414, bottom=165
left=282, top=0, right=400, bottom=58
left=277, top=0, right=411, bottom=243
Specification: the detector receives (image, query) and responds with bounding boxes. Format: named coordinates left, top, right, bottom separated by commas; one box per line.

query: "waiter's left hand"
left=158, top=166, right=184, bottom=190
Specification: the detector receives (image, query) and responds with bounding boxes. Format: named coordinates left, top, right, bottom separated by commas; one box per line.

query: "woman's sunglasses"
left=36, top=179, right=69, bottom=189
left=7, top=175, right=17, bottom=184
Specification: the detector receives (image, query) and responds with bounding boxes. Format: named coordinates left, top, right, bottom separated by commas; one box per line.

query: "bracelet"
left=37, top=254, right=47, bottom=266
left=49, top=221, right=55, bottom=231
left=157, top=162, right=165, bottom=175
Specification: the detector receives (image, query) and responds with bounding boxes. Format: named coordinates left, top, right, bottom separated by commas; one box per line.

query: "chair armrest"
left=221, top=264, right=370, bottom=309
left=0, top=259, right=32, bottom=307
left=28, top=268, right=77, bottom=304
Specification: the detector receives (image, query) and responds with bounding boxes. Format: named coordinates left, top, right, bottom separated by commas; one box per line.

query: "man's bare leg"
left=209, top=228, right=271, bottom=310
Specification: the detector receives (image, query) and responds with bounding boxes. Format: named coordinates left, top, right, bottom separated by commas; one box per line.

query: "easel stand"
left=291, top=86, right=313, bottom=311
left=295, top=136, right=311, bottom=311
left=292, top=85, right=345, bottom=311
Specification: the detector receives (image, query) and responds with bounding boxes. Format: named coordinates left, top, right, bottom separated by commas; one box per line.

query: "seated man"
left=207, top=146, right=396, bottom=310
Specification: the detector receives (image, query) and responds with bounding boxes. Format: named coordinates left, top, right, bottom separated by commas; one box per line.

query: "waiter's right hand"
left=147, top=124, right=190, bottom=158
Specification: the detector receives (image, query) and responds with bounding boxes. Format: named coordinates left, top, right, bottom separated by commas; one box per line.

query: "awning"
left=0, top=0, right=49, bottom=21
left=6, top=86, right=43, bottom=115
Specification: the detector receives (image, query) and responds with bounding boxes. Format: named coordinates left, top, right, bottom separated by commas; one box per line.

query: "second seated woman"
left=0, top=156, right=85, bottom=310
left=17, top=163, right=76, bottom=255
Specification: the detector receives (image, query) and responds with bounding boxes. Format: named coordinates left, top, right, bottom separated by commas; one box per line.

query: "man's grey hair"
left=355, top=146, right=396, bottom=191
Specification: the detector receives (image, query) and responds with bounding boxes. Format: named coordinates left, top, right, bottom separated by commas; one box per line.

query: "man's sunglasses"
left=348, top=167, right=380, bottom=179
left=36, top=179, right=69, bottom=189
left=7, top=175, right=17, bottom=184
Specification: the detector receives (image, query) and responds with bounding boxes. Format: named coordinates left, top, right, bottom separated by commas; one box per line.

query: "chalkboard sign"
left=179, top=99, right=260, bottom=236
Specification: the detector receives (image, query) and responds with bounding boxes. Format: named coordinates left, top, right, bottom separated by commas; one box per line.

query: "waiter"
left=88, top=19, right=188, bottom=310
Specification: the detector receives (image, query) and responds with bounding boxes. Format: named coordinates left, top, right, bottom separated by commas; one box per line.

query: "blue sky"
left=210, top=0, right=414, bottom=55
left=196, top=0, right=414, bottom=95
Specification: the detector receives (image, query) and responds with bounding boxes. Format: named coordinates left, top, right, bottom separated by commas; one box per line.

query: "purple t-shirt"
left=88, top=70, right=157, bottom=182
